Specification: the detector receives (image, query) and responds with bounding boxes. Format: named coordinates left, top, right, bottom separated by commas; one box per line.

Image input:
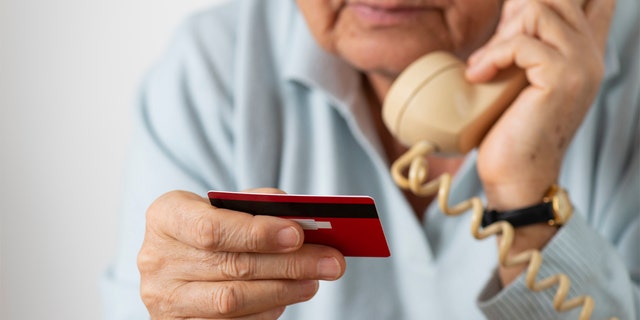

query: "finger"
left=536, top=0, right=588, bottom=31
left=466, top=34, right=562, bottom=83
left=584, top=0, right=615, bottom=52
left=498, top=0, right=527, bottom=29
left=185, top=307, right=286, bottom=320
left=493, top=0, right=587, bottom=55
left=147, top=190, right=303, bottom=253
left=467, top=34, right=599, bottom=125
left=171, top=279, right=319, bottom=318
left=502, top=0, right=587, bottom=32
left=242, top=187, right=287, bottom=195
left=469, top=0, right=593, bottom=68
left=170, top=244, right=346, bottom=282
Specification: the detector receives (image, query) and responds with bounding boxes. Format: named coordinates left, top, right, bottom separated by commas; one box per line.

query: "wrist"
left=483, top=180, right=554, bottom=211
left=485, top=183, right=574, bottom=286
left=483, top=182, right=573, bottom=228
left=490, top=184, right=562, bottom=286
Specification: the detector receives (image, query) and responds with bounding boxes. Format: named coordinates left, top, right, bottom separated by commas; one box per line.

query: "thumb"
left=241, top=187, right=288, bottom=195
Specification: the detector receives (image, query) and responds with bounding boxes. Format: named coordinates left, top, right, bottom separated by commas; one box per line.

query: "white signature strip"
left=289, top=219, right=333, bottom=230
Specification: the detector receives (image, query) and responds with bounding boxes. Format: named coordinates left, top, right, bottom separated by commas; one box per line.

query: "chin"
left=337, top=40, right=447, bottom=79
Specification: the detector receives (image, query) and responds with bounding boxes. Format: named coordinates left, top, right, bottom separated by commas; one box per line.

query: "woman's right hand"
left=137, top=189, right=346, bottom=319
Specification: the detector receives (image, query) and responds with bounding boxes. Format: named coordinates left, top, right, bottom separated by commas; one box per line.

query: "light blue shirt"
left=102, top=0, right=639, bottom=319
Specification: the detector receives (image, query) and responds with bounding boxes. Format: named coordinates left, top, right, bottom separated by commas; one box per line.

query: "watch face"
left=552, top=189, right=573, bottom=224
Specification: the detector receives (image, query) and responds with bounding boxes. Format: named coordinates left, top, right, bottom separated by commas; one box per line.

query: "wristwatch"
left=482, top=184, right=573, bottom=228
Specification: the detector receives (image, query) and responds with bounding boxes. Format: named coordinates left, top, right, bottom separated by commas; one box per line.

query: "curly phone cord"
left=390, top=140, right=617, bottom=320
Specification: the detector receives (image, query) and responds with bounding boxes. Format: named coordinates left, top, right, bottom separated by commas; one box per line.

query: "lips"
left=346, top=2, right=435, bottom=27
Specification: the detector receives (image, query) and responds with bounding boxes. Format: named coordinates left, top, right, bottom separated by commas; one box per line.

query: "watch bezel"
left=544, top=185, right=573, bottom=226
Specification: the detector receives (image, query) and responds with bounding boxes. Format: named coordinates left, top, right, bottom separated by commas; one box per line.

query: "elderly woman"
left=102, top=0, right=638, bottom=319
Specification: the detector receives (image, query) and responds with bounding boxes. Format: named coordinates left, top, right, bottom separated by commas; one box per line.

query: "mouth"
left=346, top=2, right=435, bottom=27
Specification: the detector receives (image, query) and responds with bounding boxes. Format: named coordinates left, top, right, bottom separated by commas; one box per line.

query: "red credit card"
left=208, top=191, right=390, bottom=257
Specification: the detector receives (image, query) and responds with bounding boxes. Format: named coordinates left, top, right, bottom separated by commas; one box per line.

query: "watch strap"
left=482, top=202, right=555, bottom=228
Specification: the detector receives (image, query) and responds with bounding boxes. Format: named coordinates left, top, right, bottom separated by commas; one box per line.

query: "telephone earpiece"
left=382, top=51, right=526, bottom=154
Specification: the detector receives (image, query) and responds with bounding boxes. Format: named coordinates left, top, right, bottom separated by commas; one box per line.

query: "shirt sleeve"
left=477, top=209, right=639, bottom=319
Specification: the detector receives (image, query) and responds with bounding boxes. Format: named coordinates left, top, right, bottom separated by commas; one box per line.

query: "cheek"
left=296, top=0, right=343, bottom=53
left=446, top=1, right=502, bottom=56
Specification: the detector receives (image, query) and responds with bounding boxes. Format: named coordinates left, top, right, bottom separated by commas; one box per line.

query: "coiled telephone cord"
left=390, top=140, right=617, bottom=320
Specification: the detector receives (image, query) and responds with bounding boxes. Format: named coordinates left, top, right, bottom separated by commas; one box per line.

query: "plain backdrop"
left=0, top=0, right=226, bottom=318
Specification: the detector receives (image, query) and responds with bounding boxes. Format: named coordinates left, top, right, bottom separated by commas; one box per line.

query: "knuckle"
left=145, top=198, right=164, bottom=227
left=214, top=252, right=256, bottom=279
left=139, top=281, right=156, bottom=306
left=137, top=249, right=178, bottom=317
left=191, top=214, right=220, bottom=249
left=147, top=191, right=179, bottom=217
left=137, top=244, right=165, bottom=275
left=140, top=281, right=167, bottom=316
left=519, top=3, right=544, bottom=34
left=145, top=190, right=191, bottom=232
left=211, top=282, right=243, bottom=316
left=281, top=256, right=304, bottom=279
left=246, top=221, right=267, bottom=252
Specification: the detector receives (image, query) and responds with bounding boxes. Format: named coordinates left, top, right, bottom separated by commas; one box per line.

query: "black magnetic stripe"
left=210, top=199, right=379, bottom=219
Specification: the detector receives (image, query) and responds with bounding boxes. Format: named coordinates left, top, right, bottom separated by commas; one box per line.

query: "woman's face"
left=296, top=0, right=502, bottom=79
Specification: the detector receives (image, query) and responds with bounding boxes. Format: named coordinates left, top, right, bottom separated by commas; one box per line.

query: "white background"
left=1, top=0, right=225, bottom=318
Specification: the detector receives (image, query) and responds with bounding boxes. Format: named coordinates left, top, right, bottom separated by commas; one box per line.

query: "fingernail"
left=298, top=280, right=319, bottom=300
left=277, top=226, right=300, bottom=249
left=317, top=257, right=341, bottom=279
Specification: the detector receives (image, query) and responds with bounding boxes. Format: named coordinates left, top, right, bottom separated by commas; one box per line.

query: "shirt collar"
left=281, top=14, right=393, bottom=161
left=282, top=13, right=363, bottom=110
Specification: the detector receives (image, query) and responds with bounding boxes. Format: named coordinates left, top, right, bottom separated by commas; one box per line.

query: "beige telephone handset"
left=383, top=51, right=526, bottom=155
left=383, top=52, right=615, bottom=320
